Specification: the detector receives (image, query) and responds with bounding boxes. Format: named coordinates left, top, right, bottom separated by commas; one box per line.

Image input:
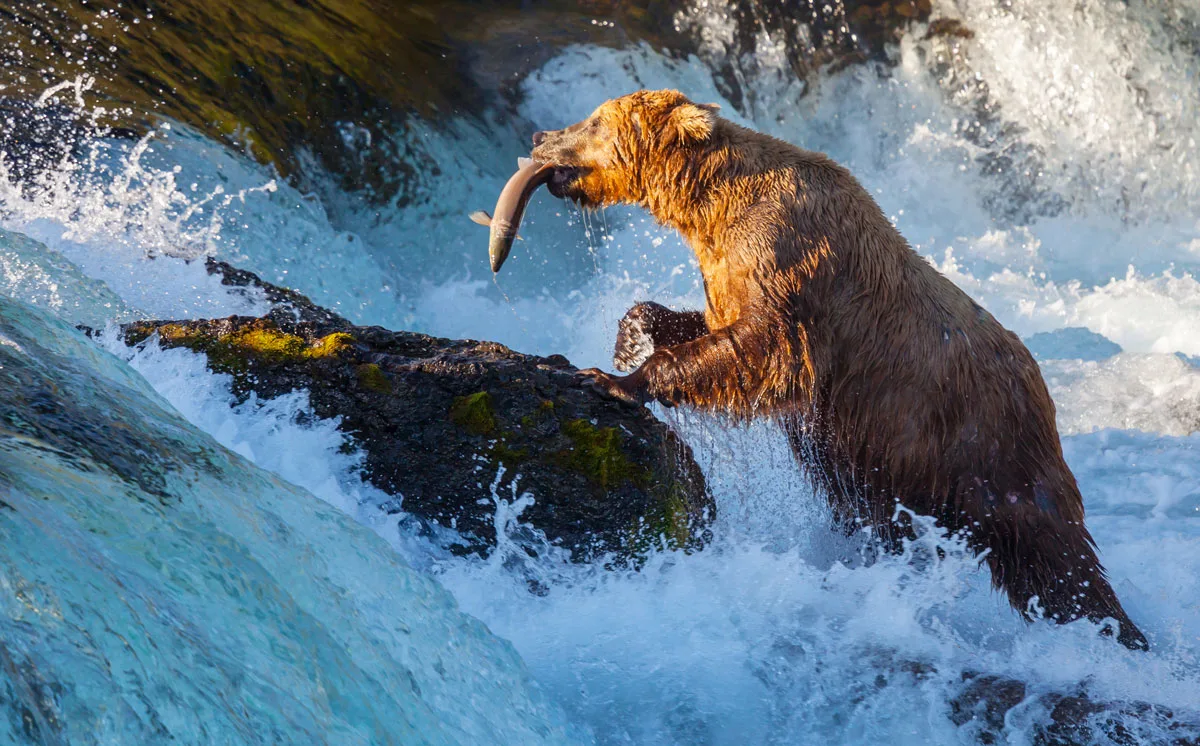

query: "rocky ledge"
left=120, top=260, right=713, bottom=562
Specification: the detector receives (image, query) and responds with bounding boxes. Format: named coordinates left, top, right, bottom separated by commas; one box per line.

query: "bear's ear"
left=668, top=102, right=719, bottom=145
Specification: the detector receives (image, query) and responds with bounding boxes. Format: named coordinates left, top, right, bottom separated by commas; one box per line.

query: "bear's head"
left=530, top=89, right=720, bottom=208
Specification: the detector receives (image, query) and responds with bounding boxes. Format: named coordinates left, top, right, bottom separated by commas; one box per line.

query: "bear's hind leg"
left=972, top=502, right=1149, bottom=650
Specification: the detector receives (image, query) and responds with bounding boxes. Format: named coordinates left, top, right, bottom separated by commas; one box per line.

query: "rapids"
left=1, top=0, right=1199, bottom=743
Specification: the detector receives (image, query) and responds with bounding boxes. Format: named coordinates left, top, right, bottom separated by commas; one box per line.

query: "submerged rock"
left=948, top=671, right=1200, bottom=745
left=0, top=97, right=136, bottom=184
left=120, top=260, right=713, bottom=562
left=858, top=654, right=1200, bottom=745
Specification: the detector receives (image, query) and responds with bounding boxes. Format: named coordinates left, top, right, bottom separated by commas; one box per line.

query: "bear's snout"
left=530, top=136, right=577, bottom=170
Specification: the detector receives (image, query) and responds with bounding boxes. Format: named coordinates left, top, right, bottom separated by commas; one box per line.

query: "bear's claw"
left=578, top=367, right=650, bottom=406
left=614, top=306, right=658, bottom=372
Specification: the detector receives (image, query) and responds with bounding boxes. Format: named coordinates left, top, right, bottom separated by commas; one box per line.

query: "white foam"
left=924, top=0, right=1200, bottom=218
left=1045, top=353, right=1200, bottom=436
left=99, top=331, right=397, bottom=527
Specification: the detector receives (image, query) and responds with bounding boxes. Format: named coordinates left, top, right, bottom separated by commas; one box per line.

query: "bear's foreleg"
left=584, top=314, right=800, bottom=414
left=613, top=301, right=708, bottom=372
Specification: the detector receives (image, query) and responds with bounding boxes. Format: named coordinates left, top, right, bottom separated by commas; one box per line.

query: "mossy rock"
left=126, top=318, right=353, bottom=393
left=121, top=263, right=714, bottom=564
left=0, top=0, right=697, bottom=201
left=0, top=1, right=923, bottom=201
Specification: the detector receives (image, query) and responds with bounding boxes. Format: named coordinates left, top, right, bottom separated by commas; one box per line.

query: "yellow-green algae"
left=124, top=323, right=354, bottom=392
left=147, top=323, right=352, bottom=366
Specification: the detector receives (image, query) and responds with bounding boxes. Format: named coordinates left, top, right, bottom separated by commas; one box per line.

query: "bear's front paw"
left=578, top=367, right=650, bottom=406
left=614, top=302, right=667, bottom=372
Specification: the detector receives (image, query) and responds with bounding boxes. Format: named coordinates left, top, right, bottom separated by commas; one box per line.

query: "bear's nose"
left=532, top=131, right=547, bottom=146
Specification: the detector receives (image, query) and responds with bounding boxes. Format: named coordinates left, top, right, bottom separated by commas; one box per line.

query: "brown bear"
left=529, top=89, right=1149, bottom=650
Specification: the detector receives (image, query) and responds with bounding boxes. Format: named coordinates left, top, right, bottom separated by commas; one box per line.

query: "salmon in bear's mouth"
left=470, top=159, right=586, bottom=273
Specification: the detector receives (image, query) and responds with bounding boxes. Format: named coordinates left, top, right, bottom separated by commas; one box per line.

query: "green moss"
left=520, top=399, right=557, bottom=428
left=449, top=391, right=496, bottom=436
left=356, top=363, right=392, bottom=393
left=448, top=394, right=527, bottom=464
left=2, top=0, right=501, bottom=191
left=619, top=480, right=707, bottom=563
left=559, top=418, right=646, bottom=491
left=491, top=441, right=529, bottom=466
left=232, top=328, right=308, bottom=361
left=646, top=484, right=696, bottom=548
left=150, top=323, right=352, bottom=365
left=142, top=323, right=248, bottom=376
left=233, top=327, right=352, bottom=361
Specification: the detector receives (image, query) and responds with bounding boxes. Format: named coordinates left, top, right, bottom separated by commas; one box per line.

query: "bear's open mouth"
left=547, top=166, right=582, bottom=199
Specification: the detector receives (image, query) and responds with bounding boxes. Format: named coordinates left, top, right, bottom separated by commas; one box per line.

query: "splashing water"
left=1, top=0, right=1200, bottom=743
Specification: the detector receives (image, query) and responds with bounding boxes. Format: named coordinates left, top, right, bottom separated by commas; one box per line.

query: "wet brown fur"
left=531, top=89, right=1147, bottom=650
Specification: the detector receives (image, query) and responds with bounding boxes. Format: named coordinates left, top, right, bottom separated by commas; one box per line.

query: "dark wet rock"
left=674, top=0, right=935, bottom=114
left=0, top=98, right=85, bottom=183
left=120, top=261, right=713, bottom=561
left=925, top=17, right=975, bottom=40
left=909, top=12, right=1070, bottom=226
left=950, top=674, right=1027, bottom=741
left=202, top=258, right=350, bottom=328
left=949, top=671, right=1200, bottom=745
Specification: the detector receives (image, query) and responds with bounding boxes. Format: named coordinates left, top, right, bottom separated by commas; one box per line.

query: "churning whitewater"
left=1, top=0, right=1199, bottom=743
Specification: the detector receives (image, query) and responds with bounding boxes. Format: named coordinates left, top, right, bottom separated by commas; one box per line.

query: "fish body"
left=471, top=158, right=555, bottom=273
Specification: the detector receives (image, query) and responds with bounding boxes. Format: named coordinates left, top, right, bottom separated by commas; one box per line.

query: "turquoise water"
left=0, top=295, right=582, bottom=744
